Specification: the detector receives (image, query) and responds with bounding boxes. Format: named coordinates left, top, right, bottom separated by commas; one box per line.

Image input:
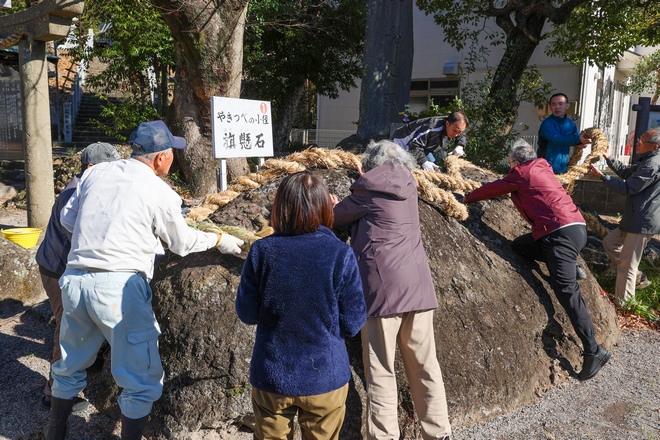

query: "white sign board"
left=211, top=96, right=274, bottom=159
left=1, top=0, right=11, bottom=9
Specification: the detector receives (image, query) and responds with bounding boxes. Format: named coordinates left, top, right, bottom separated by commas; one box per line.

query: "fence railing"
left=287, top=128, right=631, bottom=169
left=289, top=128, right=357, bottom=149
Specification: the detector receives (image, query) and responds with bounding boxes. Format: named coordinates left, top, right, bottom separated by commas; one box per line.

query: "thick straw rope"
left=188, top=147, right=481, bottom=233
left=188, top=145, right=612, bottom=242
left=579, top=209, right=611, bottom=239
left=557, top=127, right=609, bottom=194
left=0, top=32, right=25, bottom=49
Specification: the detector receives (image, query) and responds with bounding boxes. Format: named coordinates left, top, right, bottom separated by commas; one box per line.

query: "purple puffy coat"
left=333, top=162, right=438, bottom=317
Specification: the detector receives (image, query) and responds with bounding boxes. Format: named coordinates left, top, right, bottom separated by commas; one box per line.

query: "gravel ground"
left=452, top=330, right=660, bottom=440
left=1, top=208, right=659, bottom=439
left=1, top=294, right=658, bottom=439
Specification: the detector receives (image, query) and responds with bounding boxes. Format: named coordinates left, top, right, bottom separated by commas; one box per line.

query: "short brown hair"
left=270, top=172, right=334, bottom=236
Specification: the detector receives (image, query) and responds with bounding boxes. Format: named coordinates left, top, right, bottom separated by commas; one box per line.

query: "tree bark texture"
left=273, top=82, right=305, bottom=154
left=357, top=0, right=413, bottom=140
left=151, top=0, right=250, bottom=197
left=487, top=13, right=546, bottom=134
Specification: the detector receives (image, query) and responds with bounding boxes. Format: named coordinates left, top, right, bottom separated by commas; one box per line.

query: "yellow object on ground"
left=1, top=228, right=41, bottom=248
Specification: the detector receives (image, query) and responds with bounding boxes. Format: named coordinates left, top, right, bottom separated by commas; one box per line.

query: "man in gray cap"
left=36, top=142, right=122, bottom=412
left=45, top=121, right=244, bottom=440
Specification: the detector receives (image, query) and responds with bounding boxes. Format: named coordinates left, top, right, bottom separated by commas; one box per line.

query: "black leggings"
left=512, top=224, right=598, bottom=354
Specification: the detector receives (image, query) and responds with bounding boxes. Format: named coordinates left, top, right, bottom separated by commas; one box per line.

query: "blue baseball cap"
left=129, top=120, right=186, bottom=153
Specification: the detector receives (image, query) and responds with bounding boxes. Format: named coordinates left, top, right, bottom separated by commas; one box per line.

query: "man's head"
left=362, top=140, right=417, bottom=173
left=637, top=130, right=660, bottom=155
left=548, top=93, right=570, bottom=118
left=509, top=139, right=537, bottom=168
left=444, top=110, right=468, bottom=139
left=80, top=142, right=121, bottom=168
left=130, top=120, right=186, bottom=176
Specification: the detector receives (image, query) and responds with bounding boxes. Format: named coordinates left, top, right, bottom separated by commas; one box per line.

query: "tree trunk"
left=273, top=82, right=306, bottom=154
left=486, top=14, right=546, bottom=135
left=357, top=0, right=413, bottom=140
left=159, top=63, right=168, bottom=116
left=150, top=0, right=250, bottom=197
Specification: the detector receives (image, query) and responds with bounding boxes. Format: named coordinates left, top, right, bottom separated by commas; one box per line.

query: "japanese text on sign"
left=211, top=97, right=274, bottom=159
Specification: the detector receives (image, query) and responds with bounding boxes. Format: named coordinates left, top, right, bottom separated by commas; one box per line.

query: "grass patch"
left=595, top=260, right=660, bottom=323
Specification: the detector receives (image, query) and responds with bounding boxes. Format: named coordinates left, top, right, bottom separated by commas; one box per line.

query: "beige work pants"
left=603, top=228, right=653, bottom=302
left=361, top=310, right=451, bottom=440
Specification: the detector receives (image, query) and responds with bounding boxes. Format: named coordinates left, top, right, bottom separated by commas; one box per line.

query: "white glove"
left=217, top=233, right=244, bottom=255
left=452, top=145, right=466, bottom=157
left=422, top=161, right=439, bottom=171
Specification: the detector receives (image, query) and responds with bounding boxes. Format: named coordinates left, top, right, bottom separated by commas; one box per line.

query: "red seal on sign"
left=260, top=102, right=268, bottom=114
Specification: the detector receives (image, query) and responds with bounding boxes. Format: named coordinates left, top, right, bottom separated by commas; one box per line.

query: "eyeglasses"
left=637, top=138, right=659, bottom=146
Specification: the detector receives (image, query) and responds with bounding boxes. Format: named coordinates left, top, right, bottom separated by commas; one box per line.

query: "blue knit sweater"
left=236, top=226, right=366, bottom=396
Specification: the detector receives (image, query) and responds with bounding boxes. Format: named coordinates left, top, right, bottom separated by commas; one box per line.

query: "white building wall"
left=317, top=4, right=642, bottom=159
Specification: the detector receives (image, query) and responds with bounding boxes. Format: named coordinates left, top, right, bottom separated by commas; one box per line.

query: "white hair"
left=362, top=140, right=417, bottom=172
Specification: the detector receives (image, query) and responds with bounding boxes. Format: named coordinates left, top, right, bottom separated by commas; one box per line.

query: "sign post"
left=211, top=96, right=274, bottom=190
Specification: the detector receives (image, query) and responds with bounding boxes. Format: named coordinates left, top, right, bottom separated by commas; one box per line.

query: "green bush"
left=595, top=261, right=659, bottom=322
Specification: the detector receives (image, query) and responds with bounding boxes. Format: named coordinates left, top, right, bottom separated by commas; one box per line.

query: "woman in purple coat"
left=333, top=140, right=452, bottom=440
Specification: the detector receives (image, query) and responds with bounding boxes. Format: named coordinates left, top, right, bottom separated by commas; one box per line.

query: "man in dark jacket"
left=587, top=129, right=660, bottom=303
left=464, top=140, right=610, bottom=381
left=333, top=140, right=452, bottom=439
left=35, top=142, right=121, bottom=412
left=391, top=110, right=468, bottom=171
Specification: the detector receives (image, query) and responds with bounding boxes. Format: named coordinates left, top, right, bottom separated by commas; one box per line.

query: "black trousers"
left=512, top=224, right=598, bottom=354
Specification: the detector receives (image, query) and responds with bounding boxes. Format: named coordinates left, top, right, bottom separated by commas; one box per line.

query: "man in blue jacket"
left=538, top=93, right=591, bottom=173
left=588, top=129, right=660, bottom=304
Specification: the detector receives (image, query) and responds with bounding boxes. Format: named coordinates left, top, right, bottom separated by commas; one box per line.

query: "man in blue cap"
left=37, top=142, right=121, bottom=413
left=45, top=121, right=244, bottom=440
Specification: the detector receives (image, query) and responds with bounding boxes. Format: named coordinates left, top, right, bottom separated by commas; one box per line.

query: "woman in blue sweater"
left=236, top=171, right=367, bottom=439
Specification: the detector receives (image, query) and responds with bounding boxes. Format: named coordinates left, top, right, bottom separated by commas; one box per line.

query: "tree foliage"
left=69, top=0, right=174, bottom=134
left=243, top=0, right=366, bottom=150
left=627, top=50, right=660, bottom=104
left=547, top=0, right=660, bottom=68
left=0, top=0, right=27, bottom=17
left=415, top=0, right=660, bottom=168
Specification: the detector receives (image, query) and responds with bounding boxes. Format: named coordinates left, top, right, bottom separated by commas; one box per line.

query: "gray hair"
left=132, top=148, right=172, bottom=164
left=649, top=130, right=660, bottom=146
left=362, top=140, right=417, bottom=172
left=509, top=139, right=537, bottom=164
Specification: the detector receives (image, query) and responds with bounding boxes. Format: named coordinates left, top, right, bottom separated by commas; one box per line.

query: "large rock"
left=94, top=166, right=619, bottom=438
left=0, top=237, right=44, bottom=306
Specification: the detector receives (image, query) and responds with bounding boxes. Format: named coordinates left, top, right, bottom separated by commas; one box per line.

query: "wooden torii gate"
left=0, top=0, right=83, bottom=228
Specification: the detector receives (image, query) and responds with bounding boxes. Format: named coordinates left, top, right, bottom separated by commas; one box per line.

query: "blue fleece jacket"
left=236, top=226, right=366, bottom=396
left=538, top=114, right=581, bottom=173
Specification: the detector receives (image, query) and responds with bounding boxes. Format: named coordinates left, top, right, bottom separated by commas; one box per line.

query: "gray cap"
left=80, top=142, right=121, bottom=165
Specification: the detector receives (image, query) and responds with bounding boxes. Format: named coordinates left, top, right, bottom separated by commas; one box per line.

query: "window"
left=408, top=78, right=459, bottom=113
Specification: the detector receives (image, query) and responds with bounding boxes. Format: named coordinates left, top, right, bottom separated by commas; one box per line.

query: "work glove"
left=217, top=233, right=244, bottom=255
left=451, top=146, right=466, bottom=157
left=422, top=161, right=439, bottom=171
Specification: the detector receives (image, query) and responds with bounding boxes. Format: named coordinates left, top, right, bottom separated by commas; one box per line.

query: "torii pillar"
left=0, top=0, right=84, bottom=227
